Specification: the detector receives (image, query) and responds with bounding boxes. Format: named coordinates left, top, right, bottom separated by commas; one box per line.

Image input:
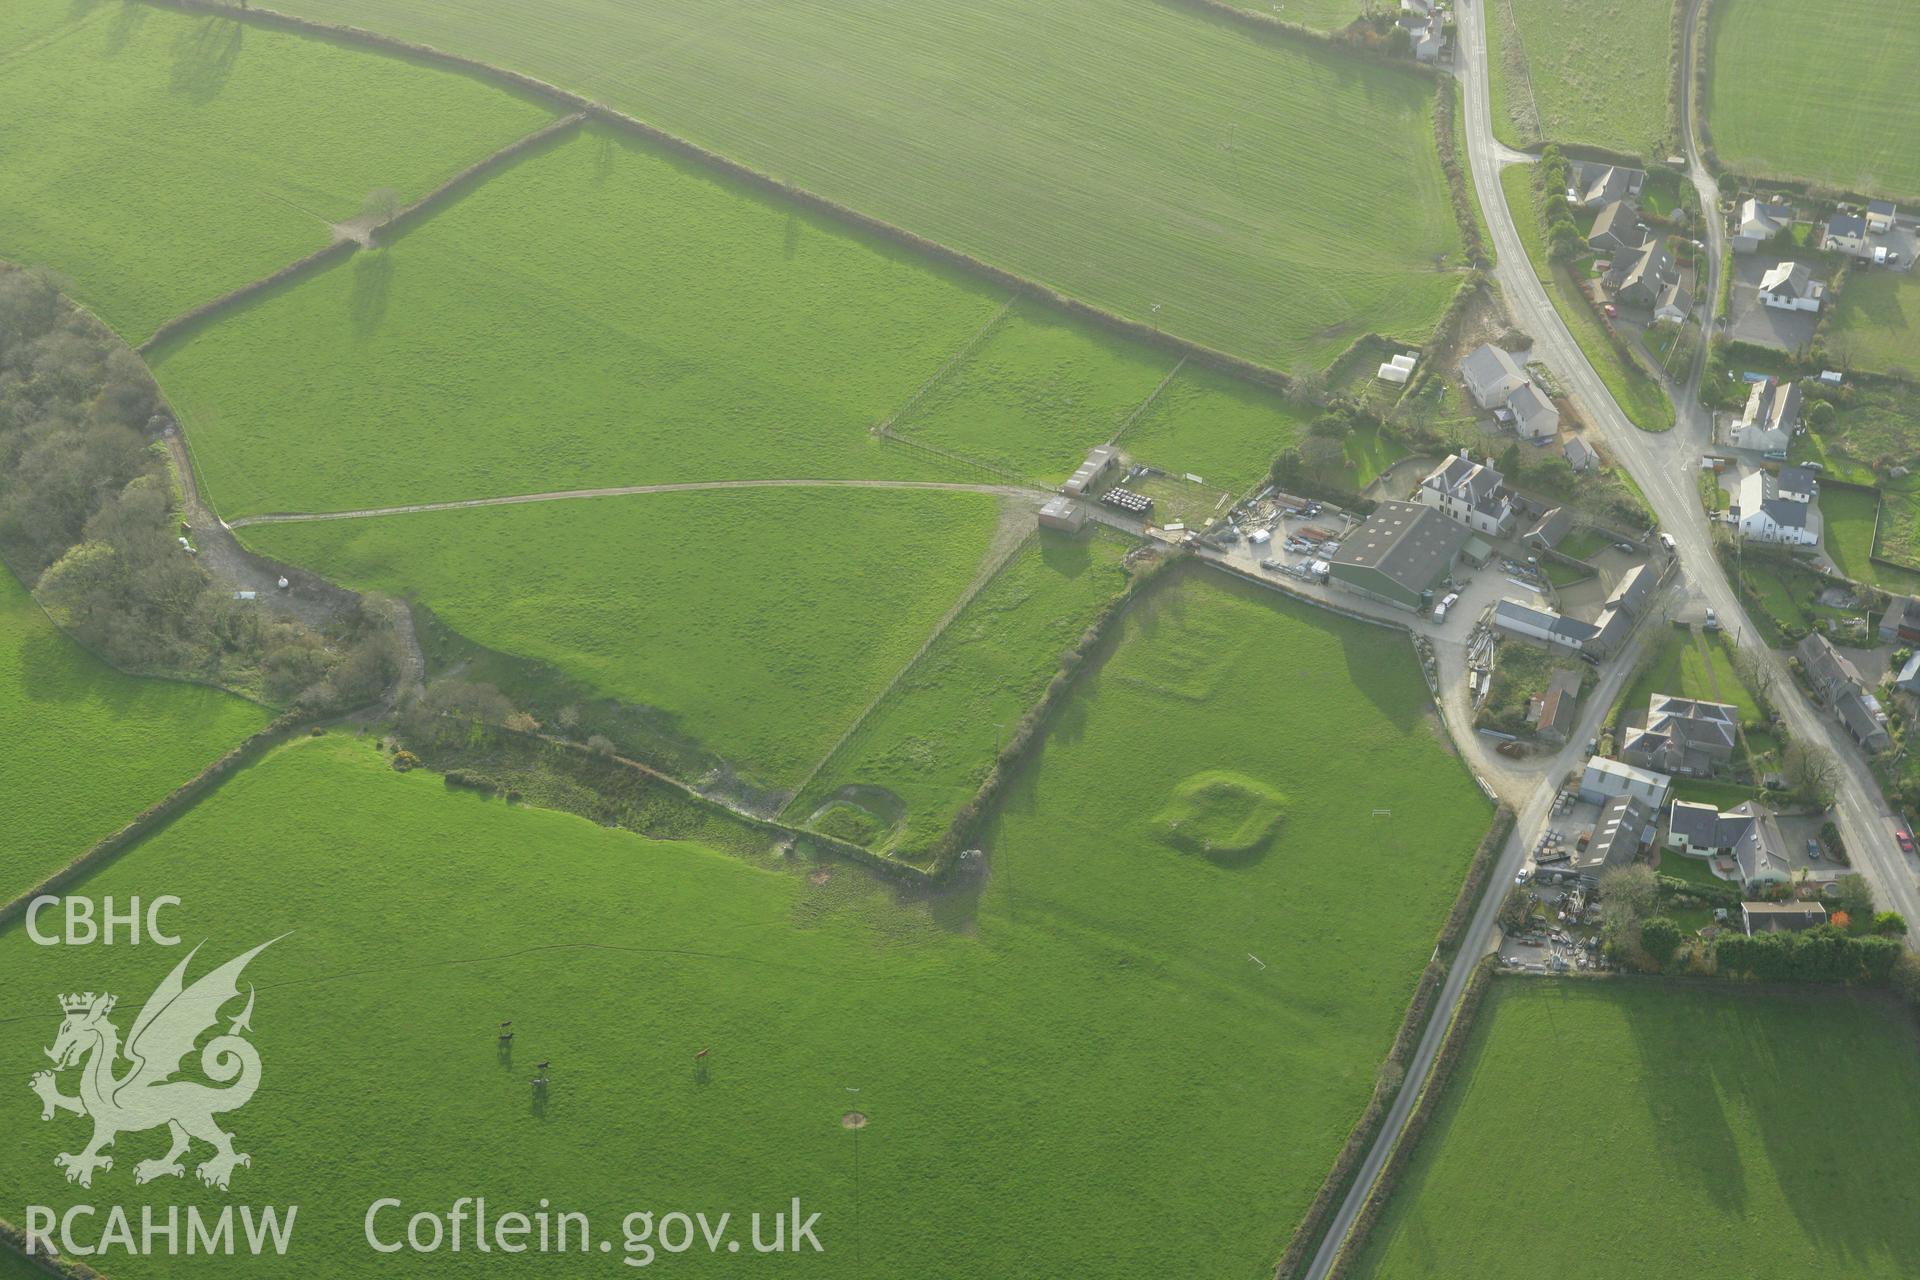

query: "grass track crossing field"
left=0, top=0, right=553, bottom=342
left=1351, top=981, right=1920, bottom=1278
left=266, top=0, right=1466, bottom=372
left=154, top=125, right=1007, bottom=518
left=240, top=487, right=1004, bottom=790
left=1706, top=0, right=1920, bottom=198
left=0, top=566, right=1491, bottom=1277
left=1492, top=0, right=1675, bottom=156
left=0, top=570, right=269, bottom=905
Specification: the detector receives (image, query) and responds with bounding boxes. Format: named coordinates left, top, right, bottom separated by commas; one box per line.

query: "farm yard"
left=1350, top=981, right=1920, bottom=1279
left=1488, top=0, right=1676, bottom=157
left=1706, top=0, right=1920, bottom=199
left=262, top=0, right=1468, bottom=373
left=0, top=570, right=269, bottom=906
left=0, top=566, right=1493, bottom=1277
left=242, top=487, right=1006, bottom=792
left=0, top=0, right=553, bottom=342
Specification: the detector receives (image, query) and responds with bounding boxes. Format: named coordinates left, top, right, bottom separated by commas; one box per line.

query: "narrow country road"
left=1304, top=5, right=1920, bottom=1275
left=225, top=477, right=1045, bottom=527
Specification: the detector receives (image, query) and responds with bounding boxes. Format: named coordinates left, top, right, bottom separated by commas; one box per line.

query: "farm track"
left=225, top=478, right=1046, bottom=527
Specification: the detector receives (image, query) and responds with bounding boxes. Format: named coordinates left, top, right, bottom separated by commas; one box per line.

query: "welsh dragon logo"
left=28, top=939, right=279, bottom=1191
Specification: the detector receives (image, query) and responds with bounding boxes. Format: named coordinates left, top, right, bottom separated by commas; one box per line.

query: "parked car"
left=1660, top=533, right=1677, bottom=552
left=1897, top=828, right=1915, bottom=856
left=1603, top=303, right=1618, bottom=318
left=1704, top=608, right=1719, bottom=631
left=1614, top=542, right=1634, bottom=552
left=1807, top=838, right=1822, bottom=861
left=1259, top=558, right=1284, bottom=572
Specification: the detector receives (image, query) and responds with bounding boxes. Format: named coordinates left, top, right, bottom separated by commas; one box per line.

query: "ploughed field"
left=0, top=0, right=553, bottom=342
left=1351, top=980, right=1920, bottom=1279
left=0, top=570, right=1491, bottom=1277
left=0, top=569, right=269, bottom=906
left=257, top=0, right=1466, bottom=372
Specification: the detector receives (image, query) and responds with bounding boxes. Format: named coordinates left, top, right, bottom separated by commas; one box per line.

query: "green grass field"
left=1826, top=270, right=1920, bottom=378
left=0, top=569, right=269, bottom=906
left=1622, top=623, right=1760, bottom=721
left=0, top=0, right=553, bottom=342
left=1501, top=165, right=1675, bottom=431
left=0, top=567, right=1491, bottom=1278
left=1352, top=981, right=1920, bottom=1278
left=157, top=125, right=1005, bottom=518
left=1122, top=364, right=1315, bottom=495
left=242, top=488, right=1003, bottom=790
left=1493, top=0, right=1675, bottom=156
left=1821, top=485, right=1920, bottom=592
left=267, top=0, right=1465, bottom=373
left=1707, top=0, right=1920, bottom=199
left=791, top=531, right=1133, bottom=857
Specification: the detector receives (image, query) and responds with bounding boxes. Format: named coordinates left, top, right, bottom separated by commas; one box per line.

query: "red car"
left=1603, top=304, right=1618, bottom=318
left=1897, top=829, right=1914, bottom=855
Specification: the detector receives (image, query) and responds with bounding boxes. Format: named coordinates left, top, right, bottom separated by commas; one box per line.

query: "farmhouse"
left=1578, top=756, right=1671, bottom=808
left=1879, top=595, right=1920, bottom=644
left=1867, top=200, right=1898, bottom=234
left=1757, top=261, right=1825, bottom=312
left=1730, top=376, right=1801, bottom=455
left=1741, top=901, right=1829, bottom=934
left=1569, top=161, right=1646, bottom=210
left=1327, top=501, right=1465, bottom=611
left=1505, top=381, right=1560, bottom=440
left=1460, top=343, right=1528, bottom=408
left=1587, top=200, right=1646, bottom=254
left=1564, top=435, right=1599, bottom=472
left=1419, top=452, right=1514, bottom=536
left=1620, top=694, right=1738, bottom=776
left=1494, top=598, right=1596, bottom=652
left=1667, top=799, right=1790, bottom=888
left=1821, top=211, right=1870, bottom=258
left=1732, top=468, right=1817, bottom=545
left=1606, top=238, right=1675, bottom=309
left=1731, top=198, right=1794, bottom=254
left=1796, top=633, right=1892, bottom=752
left=1063, top=445, right=1116, bottom=498
left=1397, top=10, right=1442, bottom=60
left=1037, top=496, right=1088, bottom=533
left=1654, top=282, right=1692, bottom=326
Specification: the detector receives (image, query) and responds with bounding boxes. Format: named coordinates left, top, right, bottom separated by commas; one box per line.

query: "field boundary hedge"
left=372, top=112, right=586, bottom=245
left=143, top=0, right=1310, bottom=393
left=0, top=1224, right=99, bottom=1279
left=1158, top=0, right=1439, bottom=79
left=0, top=712, right=315, bottom=932
left=1322, top=956, right=1500, bottom=1280
left=137, top=238, right=356, bottom=354
left=1433, top=80, right=1488, bottom=269
left=878, top=295, right=1019, bottom=434
left=1273, top=804, right=1510, bottom=1278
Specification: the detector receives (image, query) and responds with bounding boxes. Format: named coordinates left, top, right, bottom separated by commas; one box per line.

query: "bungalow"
left=1758, top=261, right=1825, bottom=312
left=1578, top=756, right=1671, bottom=808
left=1621, top=694, right=1738, bottom=775
left=1607, top=238, right=1675, bottom=309
left=1588, top=200, right=1646, bottom=255
left=1732, top=468, right=1817, bottom=545
left=1506, top=381, right=1560, bottom=440
left=1881, top=595, right=1920, bottom=645
left=1654, top=282, right=1692, bottom=326
left=1731, top=198, right=1794, bottom=254
left=1524, top=506, right=1574, bottom=551
left=1460, top=343, right=1528, bottom=410
left=1667, top=799, right=1792, bottom=890
left=1564, top=435, right=1599, bottom=472
left=1730, top=377, right=1801, bottom=455
left=1867, top=200, right=1898, bottom=234
left=1742, top=901, right=1829, bottom=934
left=1569, top=162, right=1646, bottom=211
left=1419, top=451, right=1515, bottom=536
left=1822, top=211, right=1870, bottom=258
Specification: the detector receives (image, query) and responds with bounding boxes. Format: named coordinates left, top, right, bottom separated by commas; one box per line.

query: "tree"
left=1598, top=864, right=1658, bottom=949
left=1498, top=884, right=1533, bottom=933
left=1638, top=917, right=1683, bottom=969
left=1782, top=738, right=1840, bottom=807
left=1299, top=435, right=1345, bottom=473
left=361, top=186, right=401, bottom=223
left=1875, top=911, right=1908, bottom=936
left=1807, top=399, right=1837, bottom=431
left=1548, top=218, right=1584, bottom=261
left=1730, top=645, right=1776, bottom=710
left=1835, top=873, right=1875, bottom=922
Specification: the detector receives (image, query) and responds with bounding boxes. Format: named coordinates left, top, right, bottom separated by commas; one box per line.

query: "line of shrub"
left=0, top=1223, right=98, bottom=1279
left=0, top=711, right=315, bottom=931
left=1714, top=925, right=1902, bottom=983
left=1662, top=0, right=1690, bottom=163
left=1159, top=0, right=1439, bottom=79
left=154, top=0, right=1306, bottom=397
left=1432, top=80, right=1488, bottom=269
left=138, top=238, right=356, bottom=354
left=1322, top=956, right=1499, bottom=1280
left=1691, top=0, right=1720, bottom=175
left=373, top=113, right=586, bottom=246
left=1436, top=804, right=1517, bottom=953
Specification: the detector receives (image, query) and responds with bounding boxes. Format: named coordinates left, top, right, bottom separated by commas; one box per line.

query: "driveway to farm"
left=1304, top=2, right=1920, bottom=1274
left=225, top=478, right=1043, bottom=527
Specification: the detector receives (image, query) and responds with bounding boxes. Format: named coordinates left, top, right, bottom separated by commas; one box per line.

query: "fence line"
left=1107, top=356, right=1187, bottom=446
left=877, top=295, right=1018, bottom=434
left=876, top=429, right=1033, bottom=488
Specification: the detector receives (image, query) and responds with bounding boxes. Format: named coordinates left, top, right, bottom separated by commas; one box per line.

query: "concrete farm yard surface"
left=0, top=572, right=1492, bottom=1279
left=259, top=0, right=1465, bottom=374
left=1350, top=981, right=1920, bottom=1278
left=0, top=570, right=269, bottom=905
left=0, top=0, right=554, bottom=342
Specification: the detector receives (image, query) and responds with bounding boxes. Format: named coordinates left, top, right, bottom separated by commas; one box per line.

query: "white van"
left=1659, top=533, right=1677, bottom=552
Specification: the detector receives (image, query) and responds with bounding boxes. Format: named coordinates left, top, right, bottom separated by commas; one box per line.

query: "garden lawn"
left=1742, top=561, right=1811, bottom=633
left=1826, top=269, right=1920, bottom=378
left=156, top=125, right=1006, bottom=518
left=1352, top=981, right=1920, bottom=1279
left=1623, top=624, right=1760, bottom=721
left=1121, top=365, right=1316, bottom=496
left=1821, top=485, right=1920, bottom=592
left=267, top=0, right=1466, bottom=373
left=1707, top=0, right=1920, bottom=199
left=790, top=530, right=1133, bottom=858
left=1500, top=165, right=1675, bottom=431
left=0, top=569, right=268, bottom=906
left=0, top=0, right=552, bottom=342
left=0, top=566, right=1493, bottom=1278
left=898, top=303, right=1173, bottom=484
left=1494, top=0, right=1675, bottom=156
left=241, top=487, right=1002, bottom=790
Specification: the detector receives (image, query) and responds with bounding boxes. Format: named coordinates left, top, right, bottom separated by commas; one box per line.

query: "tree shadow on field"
left=350, top=250, right=394, bottom=339
left=784, top=211, right=801, bottom=261
left=169, top=17, right=243, bottom=105
left=593, top=133, right=618, bottom=185
left=99, top=0, right=146, bottom=58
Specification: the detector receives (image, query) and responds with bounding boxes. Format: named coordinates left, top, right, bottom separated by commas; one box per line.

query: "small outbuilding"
left=1037, top=496, right=1088, bottom=533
